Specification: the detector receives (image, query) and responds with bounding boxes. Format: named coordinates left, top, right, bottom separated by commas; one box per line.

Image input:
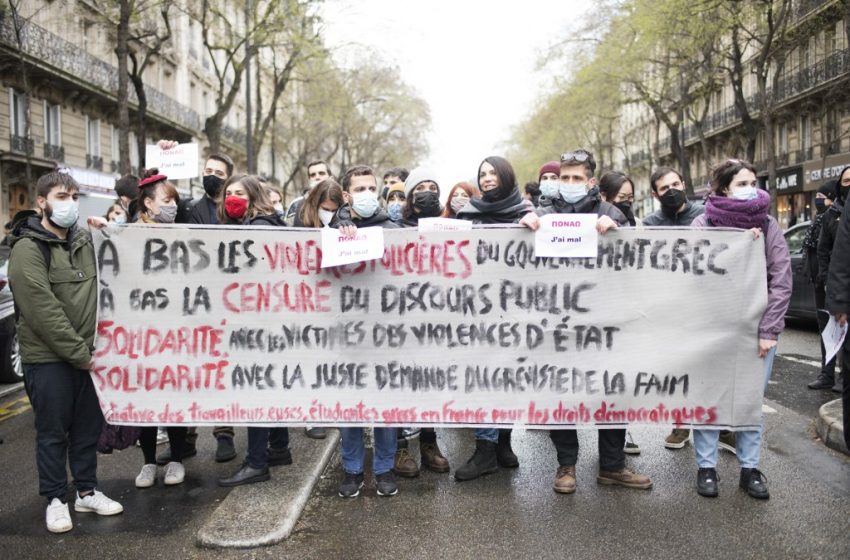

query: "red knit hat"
left=538, top=161, right=560, bottom=181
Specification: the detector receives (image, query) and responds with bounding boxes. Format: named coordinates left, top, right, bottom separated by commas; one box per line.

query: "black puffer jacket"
left=536, top=188, right=628, bottom=226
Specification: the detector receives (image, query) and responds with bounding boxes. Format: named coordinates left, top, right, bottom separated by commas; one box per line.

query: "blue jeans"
left=475, top=428, right=498, bottom=442
left=246, top=427, right=290, bottom=469
left=694, top=345, right=777, bottom=469
left=340, top=428, right=396, bottom=475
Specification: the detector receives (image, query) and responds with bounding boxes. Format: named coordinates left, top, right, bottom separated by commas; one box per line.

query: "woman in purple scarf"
left=690, top=159, right=791, bottom=500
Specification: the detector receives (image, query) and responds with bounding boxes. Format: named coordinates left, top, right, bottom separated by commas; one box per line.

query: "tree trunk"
left=205, top=114, right=225, bottom=154
left=115, top=0, right=131, bottom=175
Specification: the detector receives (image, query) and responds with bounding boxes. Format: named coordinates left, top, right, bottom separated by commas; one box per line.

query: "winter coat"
left=535, top=191, right=628, bottom=226
left=817, top=203, right=842, bottom=285
left=188, top=194, right=219, bottom=225
left=456, top=190, right=534, bottom=225
left=691, top=213, right=791, bottom=340
left=642, top=201, right=705, bottom=226
left=825, top=201, right=850, bottom=314
left=7, top=214, right=98, bottom=369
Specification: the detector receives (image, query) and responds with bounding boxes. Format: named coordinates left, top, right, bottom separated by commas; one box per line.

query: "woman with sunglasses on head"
left=452, top=156, right=539, bottom=482
left=690, top=159, right=791, bottom=500
left=131, top=170, right=189, bottom=489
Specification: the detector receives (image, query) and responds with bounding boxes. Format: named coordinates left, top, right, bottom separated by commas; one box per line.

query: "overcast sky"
left=321, top=0, right=589, bottom=187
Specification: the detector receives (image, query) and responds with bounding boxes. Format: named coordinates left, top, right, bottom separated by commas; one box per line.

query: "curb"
left=197, top=429, right=339, bottom=549
left=815, top=398, right=848, bottom=456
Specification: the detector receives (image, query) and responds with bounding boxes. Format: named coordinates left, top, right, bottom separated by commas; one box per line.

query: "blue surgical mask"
left=559, top=183, right=588, bottom=204
left=48, top=200, right=79, bottom=229
left=539, top=180, right=560, bottom=199
left=387, top=201, right=403, bottom=221
left=113, top=214, right=127, bottom=225
left=351, top=191, right=379, bottom=218
left=731, top=186, right=758, bottom=201
left=273, top=203, right=284, bottom=216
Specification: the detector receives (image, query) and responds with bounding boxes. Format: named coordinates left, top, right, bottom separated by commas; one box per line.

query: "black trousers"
left=816, top=283, right=838, bottom=377
left=841, top=338, right=850, bottom=451
left=550, top=428, right=626, bottom=471
left=24, top=362, right=104, bottom=500
left=140, top=427, right=188, bottom=464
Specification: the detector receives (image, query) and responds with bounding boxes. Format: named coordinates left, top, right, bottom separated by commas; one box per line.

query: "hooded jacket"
left=7, top=213, right=98, bottom=369
left=642, top=201, right=705, bottom=226
left=345, top=208, right=400, bottom=229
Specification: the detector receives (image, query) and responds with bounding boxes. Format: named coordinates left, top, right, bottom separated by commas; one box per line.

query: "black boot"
left=832, top=372, right=844, bottom=394
left=218, top=463, right=270, bottom=487
left=739, top=468, right=769, bottom=499
left=454, top=440, right=498, bottom=481
left=808, top=372, right=834, bottom=390
left=496, top=429, right=519, bottom=468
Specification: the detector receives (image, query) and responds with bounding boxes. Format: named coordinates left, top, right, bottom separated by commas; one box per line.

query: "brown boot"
left=420, top=442, right=450, bottom=473
left=597, top=468, right=652, bottom=489
left=393, top=448, right=420, bottom=478
left=553, top=465, right=577, bottom=494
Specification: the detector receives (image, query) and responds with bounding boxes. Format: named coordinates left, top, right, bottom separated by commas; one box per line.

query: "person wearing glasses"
left=642, top=167, right=704, bottom=226
left=538, top=149, right=651, bottom=495
left=598, top=171, right=636, bottom=226
left=690, top=159, right=790, bottom=500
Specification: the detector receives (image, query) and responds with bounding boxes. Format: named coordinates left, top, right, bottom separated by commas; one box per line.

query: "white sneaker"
left=164, top=462, right=185, bottom=486
left=46, top=498, right=73, bottom=533
left=135, top=463, right=157, bottom=488
left=74, top=490, right=123, bottom=515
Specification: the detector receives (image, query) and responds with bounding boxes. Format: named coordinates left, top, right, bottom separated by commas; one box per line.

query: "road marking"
left=0, top=395, right=31, bottom=422
left=777, top=355, right=821, bottom=368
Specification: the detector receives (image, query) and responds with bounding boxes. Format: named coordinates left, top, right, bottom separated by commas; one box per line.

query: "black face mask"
left=841, top=186, right=850, bottom=203
left=614, top=201, right=636, bottom=226
left=815, top=198, right=827, bottom=214
left=660, top=188, right=687, bottom=213
left=203, top=175, right=225, bottom=198
left=413, top=191, right=441, bottom=217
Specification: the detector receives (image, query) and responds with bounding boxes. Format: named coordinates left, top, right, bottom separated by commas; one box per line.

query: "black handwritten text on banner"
left=91, top=225, right=767, bottom=429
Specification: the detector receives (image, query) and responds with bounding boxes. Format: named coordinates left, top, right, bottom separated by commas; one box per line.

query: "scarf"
left=466, top=189, right=532, bottom=224
left=704, top=188, right=770, bottom=229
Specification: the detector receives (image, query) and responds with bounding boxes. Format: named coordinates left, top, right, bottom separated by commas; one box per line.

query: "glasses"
left=561, top=150, right=591, bottom=164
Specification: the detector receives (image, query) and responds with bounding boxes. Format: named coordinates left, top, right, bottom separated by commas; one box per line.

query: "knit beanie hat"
left=404, top=167, right=439, bottom=197
left=388, top=182, right=406, bottom=196
left=538, top=161, right=560, bottom=181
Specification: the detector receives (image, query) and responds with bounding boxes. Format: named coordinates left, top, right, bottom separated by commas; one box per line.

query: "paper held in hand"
left=144, top=143, right=200, bottom=180
left=534, top=213, right=599, bottom=258
left=320, top=226, right=385, bottom=268
left=822, top=313, right=848, bottom=365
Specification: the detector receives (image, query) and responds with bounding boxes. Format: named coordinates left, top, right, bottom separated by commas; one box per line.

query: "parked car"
left=0, top=245, right=23, bottom=383
left=783, top=220, right=818, bottom=323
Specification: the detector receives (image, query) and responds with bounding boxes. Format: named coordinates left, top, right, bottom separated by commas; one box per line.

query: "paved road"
left=0, top=325, right=848, bottom=560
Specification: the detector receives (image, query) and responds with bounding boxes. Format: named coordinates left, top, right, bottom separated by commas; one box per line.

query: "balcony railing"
left=86, top=154, right=103, bottom=171
left=10, top=134, right=34, bottom=155
left=43, top=143, right=64, bottom=161
left=0, top=17, right=202, bottom=132
left=792, top=0, right=836, bottom=21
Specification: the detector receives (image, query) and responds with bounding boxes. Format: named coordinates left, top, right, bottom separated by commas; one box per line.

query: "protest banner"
left=144, top=143, right=200, bottom=180
left=91, top=225, right=768, bottom=430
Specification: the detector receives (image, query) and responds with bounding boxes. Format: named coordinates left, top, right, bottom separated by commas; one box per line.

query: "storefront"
left=804, top=152, right=850, bottom=194
left=772, top=165, right=805, bottom=230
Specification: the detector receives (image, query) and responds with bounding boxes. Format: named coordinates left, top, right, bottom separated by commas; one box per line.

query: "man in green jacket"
left=9, top=171, right=123, bottom=533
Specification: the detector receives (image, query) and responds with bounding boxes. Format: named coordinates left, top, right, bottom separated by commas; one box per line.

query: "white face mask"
left=731, top=186, right=758, bottom=201
left=559, top=183, right=588, bottom=204
left=539, top=180, right=560, bottom=199
left=48, top=200, right=79, bottom=229
left=351, top=190, right=379, bottom=218
left=318, top=208, right=335, bottom=226
left=273, top=203, right=284, bottom=216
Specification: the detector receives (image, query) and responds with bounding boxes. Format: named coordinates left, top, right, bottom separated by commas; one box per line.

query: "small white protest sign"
left=534, top=213, right=598, bottom=258
left=418, top=217, right=473, bottom=232
left=144, top=143, right=200, bottom=180
left=320, top=226, right=385, bottom=268
left=822, top=313, right=848, bottom=365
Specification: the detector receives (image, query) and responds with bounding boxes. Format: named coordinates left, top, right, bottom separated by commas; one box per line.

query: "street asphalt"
left=0, top=323, right=847, bottom=559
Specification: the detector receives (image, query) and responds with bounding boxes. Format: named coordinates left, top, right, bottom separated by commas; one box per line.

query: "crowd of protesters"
left=12, top=138, right=850, bottom=535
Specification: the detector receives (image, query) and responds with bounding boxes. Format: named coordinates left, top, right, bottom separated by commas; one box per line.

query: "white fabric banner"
left=91, top=225, right=768, bottom=430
